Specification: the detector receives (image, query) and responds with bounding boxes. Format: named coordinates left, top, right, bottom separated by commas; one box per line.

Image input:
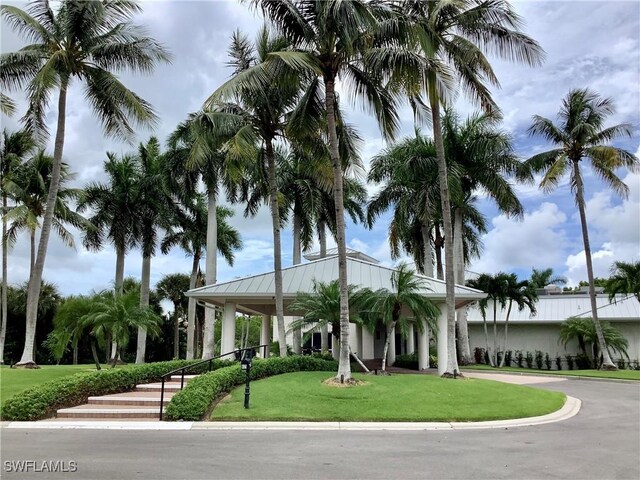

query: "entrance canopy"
left=186, top=254, right=486, bottom=315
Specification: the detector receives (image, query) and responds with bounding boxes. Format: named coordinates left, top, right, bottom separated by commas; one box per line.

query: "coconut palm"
left=5, top=151, right=86, bottom=281
left=156, top=273, right=190, bottom=359
left=0, top=93, right=16, bottom=116
left=525, top=88, right=639, bottom=370
left=370, top=264, right=439, bottom=371
left=0, top=129, right=36, bottom=364
left=559, top=317, right=629, bottom=367
left=161, top=198, right=242, bottom=359
left=390, top=1, right=544, bottom=376
left=499, top=274, right=537, bottom=368
left=606, top=261, right=640, bottom=303
left=529, top=267, right=567, bottom=289
left=1, top=0, right=170, bottom=366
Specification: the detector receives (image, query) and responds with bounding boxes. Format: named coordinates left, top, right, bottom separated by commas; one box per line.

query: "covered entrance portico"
left=186, top=254, right=485, bottom=374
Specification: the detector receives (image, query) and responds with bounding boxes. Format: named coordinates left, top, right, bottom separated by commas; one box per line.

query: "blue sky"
left=2, top=1, right=639, bottom=303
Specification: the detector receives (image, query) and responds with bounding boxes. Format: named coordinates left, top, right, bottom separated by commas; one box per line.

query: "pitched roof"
left=187, top=255, right=485, bottom=314
left=303, top=248, right=380, bottom=264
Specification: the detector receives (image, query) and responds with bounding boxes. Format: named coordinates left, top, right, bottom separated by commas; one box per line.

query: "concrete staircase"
left=54, top=374, right=198, bottom=421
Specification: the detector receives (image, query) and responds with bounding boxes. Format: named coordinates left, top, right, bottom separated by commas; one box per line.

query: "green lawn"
left=462, top=365, right=640, bottom=381
left=211, top=371, right=566, bottom=422
left=0, top=364, right=105, bottom=404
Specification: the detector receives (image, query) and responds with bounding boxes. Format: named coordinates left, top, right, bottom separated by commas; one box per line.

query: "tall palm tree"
left=161, top=199, right=242, bottom=359
left=156, top=273, right=190, bottom=359
left=371, top=264, right=439, bottom=371
left=529, top=267, right=567, bottom=289
left=166, top=116, right=243, bottom=359
left=252, top=0, right=402, bottom=380
left=606, top=261, right=640, bottom=303
left=525, top=88, right=638, bottom=370
left=0, top=129, right=36, bottom=364
left=1, top=0, right=169, bottom=366
left=499, top=274, right=537, bottom=367
left=394, top=0, right=544, bottom=376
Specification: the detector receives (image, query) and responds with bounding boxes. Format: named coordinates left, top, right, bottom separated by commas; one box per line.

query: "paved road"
left=2, top=379, right=638, bottom=480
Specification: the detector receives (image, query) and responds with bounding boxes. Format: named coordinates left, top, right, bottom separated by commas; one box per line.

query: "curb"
left=2, top=396, right=580, bottom=431
left=461, top=369, right=639, bottom=384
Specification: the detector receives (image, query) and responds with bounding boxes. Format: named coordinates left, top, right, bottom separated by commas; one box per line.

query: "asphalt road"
left=1, top=378, right=639, bottom=480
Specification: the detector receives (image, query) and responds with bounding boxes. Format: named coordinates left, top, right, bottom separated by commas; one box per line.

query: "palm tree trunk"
left=453, top=210, right=471, bottom=364
left=202, top=190, right=218, bottom=359
left=135, top=254, right=151, bottom=363
left=17, top=85, right=68, bottom=367
left=434, top=226, right=444, bottom=280
left=0, top=192, right=8, bottom=364
left=325, top=77, right=351, bottom=381
left=265, top=138, right=287, bottom=358
left=72, top=344, right=78, bottom=365
left=173, top=301, right=180, bottom=359
left=381, top=322, right=397, bottom=372
left=186, top=254, right=199, bottom=360
left=482, top=313, right=491, bottom=366
left=429, top=88, right=458, bottom=377
left=318, top=223, right=329, bottom=352
left=572, top=160, right=616, bottom=370
left=492, top=299, right=498, bottom=367
left=291, top=211, right=302, bottom=354
left=111, top=245, right=125, bottom=364
left=421, top=223, right=433, bottom=277
left=90, top=338, right=101, bottom=371
left=499, top=300, right=513, bottom=368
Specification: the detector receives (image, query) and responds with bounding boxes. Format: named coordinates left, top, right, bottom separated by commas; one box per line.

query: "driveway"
left=1, top=378, right=638, bottom=479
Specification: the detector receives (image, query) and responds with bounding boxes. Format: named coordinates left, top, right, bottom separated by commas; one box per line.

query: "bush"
left=555, top=356, right=562, bottom=371
left=616, top=358, right=626, bottom=370
left=574, top=354, right=592, bottom=370
left=544, top=353, right=552, bottom=371
left=429, top=354, right=438, bottom=368
left=165, top=356, right=338, bottom=421
left=565, top=355, right=574, bottom=370
left=525, top=351, right=534, bottom=369
left=394, top=353, right=418, bottom=370
left=504, top=351, right=513, bottom=367
left=473, top=347, right=485, bottom=364
left=515, top=351, right=524, bottom=368
left=1, top=359, right=232, bottom=421
left=534, top=351, right=544, bottom=370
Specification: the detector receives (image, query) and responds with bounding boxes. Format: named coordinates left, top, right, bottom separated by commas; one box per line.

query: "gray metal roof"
left=187, top=255, right=486, bottom=315
left=466, top=294, right=640, bottom=324
left=303, top=248, right=380, bottom=264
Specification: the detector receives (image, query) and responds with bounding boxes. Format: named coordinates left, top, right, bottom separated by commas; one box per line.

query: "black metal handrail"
left=158, top=344, right=268, bottom=420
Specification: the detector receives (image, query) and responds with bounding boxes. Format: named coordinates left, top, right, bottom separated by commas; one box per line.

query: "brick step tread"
left=136, top=383, right=183, bottom=390
left=49, top=418, right=161, bottom=422
left=169, top=374, right=198, bottom=381
left=91, top=391, right=176, bottom=399
left=57, top=411, right=159, bottom=419
left=87, top=396, right=169, bottom=406
left=59, top=405, right=163, bottom=412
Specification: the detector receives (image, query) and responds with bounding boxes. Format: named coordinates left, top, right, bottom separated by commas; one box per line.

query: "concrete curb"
left=3, top=396, right=580, bottom=431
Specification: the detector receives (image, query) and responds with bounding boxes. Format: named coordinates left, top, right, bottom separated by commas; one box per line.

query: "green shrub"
left=575, top=354, right=592, bottom=369
left=1, top=359, right=231, bottom=421
left=565, top=355, right=574, bottom=370
left=165, top=356, right=338, bottom=421
left=544, top=353, right=552, bottom=370
left=525, top=351, right=534, bottom=368
left=504, top=350, right=513, bottom=367
left=555, top=356, right=562, bottom=370
left=534, top=351, right=544, bottom=370
left=394, top=353, right=418, bottom=370
left=515, top=350, right=524, bottom=368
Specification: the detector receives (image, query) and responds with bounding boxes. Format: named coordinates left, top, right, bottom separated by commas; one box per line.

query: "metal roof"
left=187, top=255, right=486, bottom=315
left=466, top=294, right=640, bottom=324
left=303, top=248, right=380, bottom=264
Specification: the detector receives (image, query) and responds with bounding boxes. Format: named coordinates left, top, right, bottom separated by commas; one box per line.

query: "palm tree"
left=499, top=274, right=537, bottom=368
left=161, top=199, right=242, bottom=359
left=525, top=88, right=638, bottom=370
left=394, top=1, right=544, bottom=376
left=0, top=129, right=36, bottom=364
left=371, top=264, right=439, bottom=371
left=529, top=267, right=567, bottom=289
left=559, top=317, right=629, bottom=367
left=606, top=261, right=640, bottom=303
left=252, top=0, right=403, bottom=380
left=0, top=93, right=16, bottom=116
left=156, top=273, right=190, bottom=359
left=1, top=0, right=170, bottom=367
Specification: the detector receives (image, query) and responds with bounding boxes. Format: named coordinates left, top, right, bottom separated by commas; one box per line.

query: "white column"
left=221, top=302, right=236, bottom=360
left=417, top=321, right=429, bottom=370
left=388, top=327, right=396, bottom=366
left=260, top=314, right=271, bottom=358
left=407, top=324, right=415, bottom=354
left=321, top=324, right=329, bottom=352
left=437, top=304, right=448, bottom=376
left=355, top=324, right=363, bottom=357
left=361, top=327, right=375, bottom=359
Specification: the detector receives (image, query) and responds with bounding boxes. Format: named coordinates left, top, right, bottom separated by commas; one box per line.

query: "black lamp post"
left=240, top=348, right=254, bottom=409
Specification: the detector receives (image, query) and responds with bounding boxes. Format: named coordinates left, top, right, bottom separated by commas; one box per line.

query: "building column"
left=320, top=324, right=329, bottom=352
left=437, top=304, right=448, bottom=376
left=361, top=327, right=375, bottom=359
left=407, top=324, right=415, bottom=354
left=388, top=327, right=396, bottom=366
left=260, top=314, right=271, bottom=358
left=221, top=302, right=236, bottom=360
left=417, top=321, right=429, bottom=370
left=355, top=324, right=363, bottom=357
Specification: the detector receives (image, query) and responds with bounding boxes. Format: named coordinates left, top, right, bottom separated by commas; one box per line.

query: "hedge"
left=165, top=356, right=338, bottom=421
left=1, top=359, right=232, bottom=421
left=393, top=353, right=438, bottom=370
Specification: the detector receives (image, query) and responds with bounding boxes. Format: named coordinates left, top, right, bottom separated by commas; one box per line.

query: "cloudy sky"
left=2, top=0, right=639, bottom=303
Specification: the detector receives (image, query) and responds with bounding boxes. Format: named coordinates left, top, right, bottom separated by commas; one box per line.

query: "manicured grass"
left=0, top=364, right=105, bottom=404
left=462, top=364, right=640, bottom=381
left=211, top=371, right=565, bottom=422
